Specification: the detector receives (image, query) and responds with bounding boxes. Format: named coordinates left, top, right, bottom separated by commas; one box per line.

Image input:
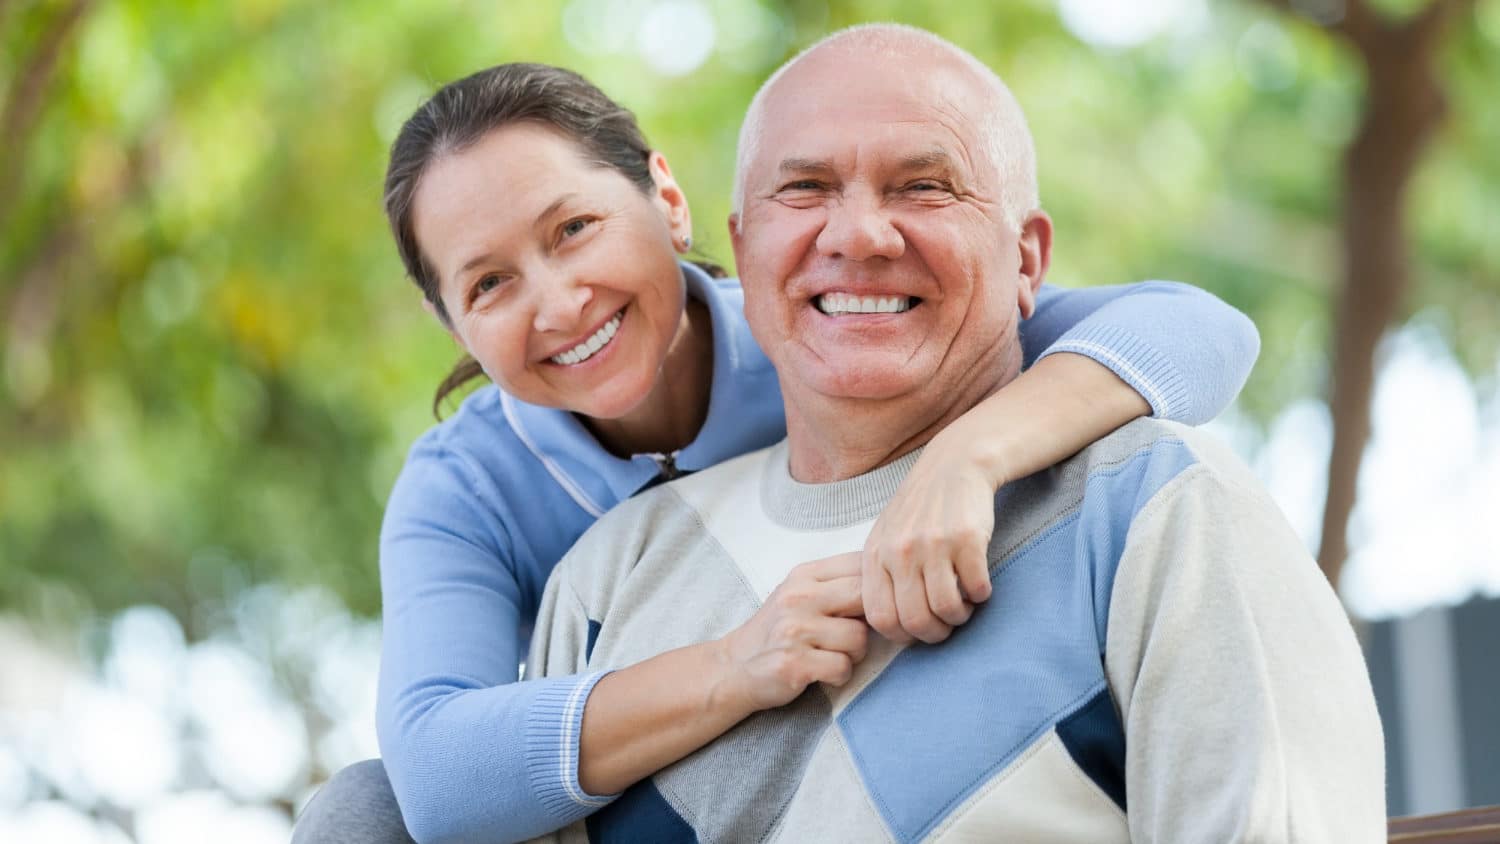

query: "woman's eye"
left=561, top=218, right=590, bottom=238
left=783, top=181, right=823, bottom=191
left=476, top=275, right=502, bottom=295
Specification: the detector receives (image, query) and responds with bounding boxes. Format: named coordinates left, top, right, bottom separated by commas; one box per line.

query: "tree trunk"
left=0, top=0, right=91, bottom=232
left=1315, top=5, right=1461, bottom=589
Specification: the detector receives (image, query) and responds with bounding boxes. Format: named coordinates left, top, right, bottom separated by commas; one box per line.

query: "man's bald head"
left=732, top=23, right=1038, bottom=227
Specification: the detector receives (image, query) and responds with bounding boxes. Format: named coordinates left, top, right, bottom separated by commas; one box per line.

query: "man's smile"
left=813, top=293, right=922, bottom=315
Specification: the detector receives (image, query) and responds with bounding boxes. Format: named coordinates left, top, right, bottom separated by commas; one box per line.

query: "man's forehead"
left=756, top=51, right=986, bottom=147
left=756, top=90, right=984, bottom=181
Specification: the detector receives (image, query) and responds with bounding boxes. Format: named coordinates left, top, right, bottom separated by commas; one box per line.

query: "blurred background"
left=2, top=0, right=1497, bottom=840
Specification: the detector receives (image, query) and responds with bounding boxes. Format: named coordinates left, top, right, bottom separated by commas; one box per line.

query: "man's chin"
left=796, top=364, right=931, bottom=403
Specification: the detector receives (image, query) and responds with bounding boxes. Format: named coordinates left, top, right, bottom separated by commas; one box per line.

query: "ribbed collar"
left=758, top=440, right=925, bottom=530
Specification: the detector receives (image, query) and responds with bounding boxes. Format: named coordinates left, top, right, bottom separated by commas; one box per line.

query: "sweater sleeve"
left=1020, top=281, right=1261, bottom=424
left=1102, top=461, right=1386, bottom=843
left=376, top=443, right=615, bottom=844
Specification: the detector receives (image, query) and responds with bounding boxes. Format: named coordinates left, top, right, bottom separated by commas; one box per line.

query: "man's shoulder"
left=1052, top=419, right=1293, bottom=565
left=1071, top=418, right=1259, bottom=495
left=1006, top=418, right=1268, bottom=547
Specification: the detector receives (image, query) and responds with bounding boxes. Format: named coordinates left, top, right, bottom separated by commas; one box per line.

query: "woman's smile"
left=547, top=307, right=626, bottom=367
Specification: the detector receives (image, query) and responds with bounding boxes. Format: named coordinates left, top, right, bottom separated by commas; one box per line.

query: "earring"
left=680, top=235, right=693, bottom=252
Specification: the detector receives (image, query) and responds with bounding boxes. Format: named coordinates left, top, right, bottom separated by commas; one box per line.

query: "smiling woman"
left=290, top=61, right=1261, bottom=843
left=410, top=121, right=706, bottom=435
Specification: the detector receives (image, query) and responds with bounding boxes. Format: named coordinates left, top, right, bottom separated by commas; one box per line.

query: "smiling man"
left=525, top=23, right=1384, bottom=844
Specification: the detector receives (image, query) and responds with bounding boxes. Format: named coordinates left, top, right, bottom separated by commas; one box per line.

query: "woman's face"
left=412, top=123, right=692, bottom=419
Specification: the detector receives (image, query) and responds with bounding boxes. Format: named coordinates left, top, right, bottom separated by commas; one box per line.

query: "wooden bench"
left=1388, top=806, right=1500, bottom=843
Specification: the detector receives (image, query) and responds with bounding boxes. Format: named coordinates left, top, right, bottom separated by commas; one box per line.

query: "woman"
left=296, top=63, right=1258, bottom=843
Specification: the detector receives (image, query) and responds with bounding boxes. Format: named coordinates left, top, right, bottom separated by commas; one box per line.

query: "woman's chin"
left=568, top=382, right=655, bottom=423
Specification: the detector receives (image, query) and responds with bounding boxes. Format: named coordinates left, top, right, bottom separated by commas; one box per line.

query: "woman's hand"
left=860, top=352, right=1153, bottom=645
left=716, top=552, right=868, bottom=711
left=861, top=422, right=1003, bottom=645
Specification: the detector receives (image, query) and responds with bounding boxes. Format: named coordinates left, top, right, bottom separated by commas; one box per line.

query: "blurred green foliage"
left=2, top=0, right=1497, bottom=625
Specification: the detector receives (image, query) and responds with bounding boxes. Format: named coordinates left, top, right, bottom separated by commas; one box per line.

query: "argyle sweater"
left=525, top=419, right=1385, bottom=843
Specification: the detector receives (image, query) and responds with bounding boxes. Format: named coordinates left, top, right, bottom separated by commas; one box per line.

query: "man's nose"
left=531, top=272, right=594, bottom=334
left=815, top=190, right=905, bottom=261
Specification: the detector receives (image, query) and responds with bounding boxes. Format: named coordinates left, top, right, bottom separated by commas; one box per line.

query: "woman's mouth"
left=550, top=309, right=624, bottom=366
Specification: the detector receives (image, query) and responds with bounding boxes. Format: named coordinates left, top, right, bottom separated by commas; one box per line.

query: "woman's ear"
left=648, top=151, right=693, bottom=251
left=1015, top=210, right=1053, bottom=319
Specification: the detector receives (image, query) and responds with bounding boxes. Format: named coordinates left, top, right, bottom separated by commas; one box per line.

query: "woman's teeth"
left=551, top=311, right=622, bottom=365
left=815, top=293, right=914, bottom=315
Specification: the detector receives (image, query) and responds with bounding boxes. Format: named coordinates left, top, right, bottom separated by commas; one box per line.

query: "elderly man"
left=526, top=23, right=1385, bottom=844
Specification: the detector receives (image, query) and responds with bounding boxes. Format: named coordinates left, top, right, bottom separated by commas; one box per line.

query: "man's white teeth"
left=551, top=312, right=621, bottom=365
left=815, top=293, right=913, bottom=315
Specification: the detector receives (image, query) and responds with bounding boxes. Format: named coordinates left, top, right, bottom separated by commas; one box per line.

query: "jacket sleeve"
left=1021, top=281, right=1261, bottom=425
left=376, top=443, right=613, bottom=844
left=1103, top=454, right=1386, bottom=842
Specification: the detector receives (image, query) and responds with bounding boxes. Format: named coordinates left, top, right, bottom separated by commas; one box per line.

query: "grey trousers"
left=292, top=759, right=416, bottom=844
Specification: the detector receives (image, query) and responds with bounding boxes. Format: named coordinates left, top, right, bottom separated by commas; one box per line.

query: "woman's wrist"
left=704, top=633, right=759, bottom=720
left=578, top=639, right=759, bottom=795
left=931, top=416, right=1012, bottom=492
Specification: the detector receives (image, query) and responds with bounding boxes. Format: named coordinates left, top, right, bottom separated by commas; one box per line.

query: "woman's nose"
left=532, top=275, right=595, bottom=334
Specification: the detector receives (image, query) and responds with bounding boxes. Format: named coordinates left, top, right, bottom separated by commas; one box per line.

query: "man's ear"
left=422, top=296, right=463, bottom=346
left=1015, top=210, right=1053, bottom=319
left=648, top=151, right=692, bottom=249
left=727, top=212, right=744, bottom=270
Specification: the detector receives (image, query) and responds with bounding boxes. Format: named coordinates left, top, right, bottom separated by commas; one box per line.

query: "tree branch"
left=1252, top=0, right=1380, bottom=46
left=0, top=0, right=91, bottom=231
left=1407, top=0, right=1478, bottom=42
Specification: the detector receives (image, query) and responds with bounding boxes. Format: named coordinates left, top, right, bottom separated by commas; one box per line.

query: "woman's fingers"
left=807, top=616, right=869, bottom=663
left=894, top=566, right=952, bottom=644
left=923, top=563, right=973, bottom=628
left=954, top=537, right=993, bottom=604
left=861, top=555, right=911, bottom=644
left=796, top=551, right=862, bottom=581
left=862, top=422, right=1001, bottom=640
left=817, top=574, right=865, bottom=618
left=798, top=649, right=856, bottom=688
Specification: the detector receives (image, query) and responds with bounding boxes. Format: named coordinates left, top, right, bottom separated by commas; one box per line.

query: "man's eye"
left=781, top=180, right=824, bottom=191
left=476, top=275, right=503, bottom=295
left=907, top=180, right=947, bottom=192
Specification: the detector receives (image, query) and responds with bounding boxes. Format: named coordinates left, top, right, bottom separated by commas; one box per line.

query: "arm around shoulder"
left=1025, top=280, right=1261, bottom=424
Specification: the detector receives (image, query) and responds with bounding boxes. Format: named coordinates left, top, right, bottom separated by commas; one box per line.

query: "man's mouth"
left=813, top=293, right=920, bottom=315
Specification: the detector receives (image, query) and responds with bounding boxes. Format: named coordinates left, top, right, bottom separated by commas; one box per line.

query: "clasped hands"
left=716, top=427, right=1001, bottom=711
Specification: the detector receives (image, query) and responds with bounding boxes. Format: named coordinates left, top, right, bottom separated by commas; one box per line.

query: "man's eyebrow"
left=451, top=193, right=580, bottom=289
left=776, top=157, right=836, bottom=177
left=895, top=149, right=956, bottom=173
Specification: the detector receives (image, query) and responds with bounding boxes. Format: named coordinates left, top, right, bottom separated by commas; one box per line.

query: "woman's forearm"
left=948, top=351, right=1151, bottom=489
left=577, top=639, right=748, bottom=795
left=577, top=551, right=866, bottom=795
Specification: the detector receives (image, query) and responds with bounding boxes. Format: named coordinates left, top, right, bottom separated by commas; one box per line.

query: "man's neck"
left=783, top=356, right=1015, bottom=483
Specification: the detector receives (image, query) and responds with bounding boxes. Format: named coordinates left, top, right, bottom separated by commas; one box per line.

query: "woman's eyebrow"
left=455, top=250, right=497, bottom=286
left=535, top=192, right=580, bottom=225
